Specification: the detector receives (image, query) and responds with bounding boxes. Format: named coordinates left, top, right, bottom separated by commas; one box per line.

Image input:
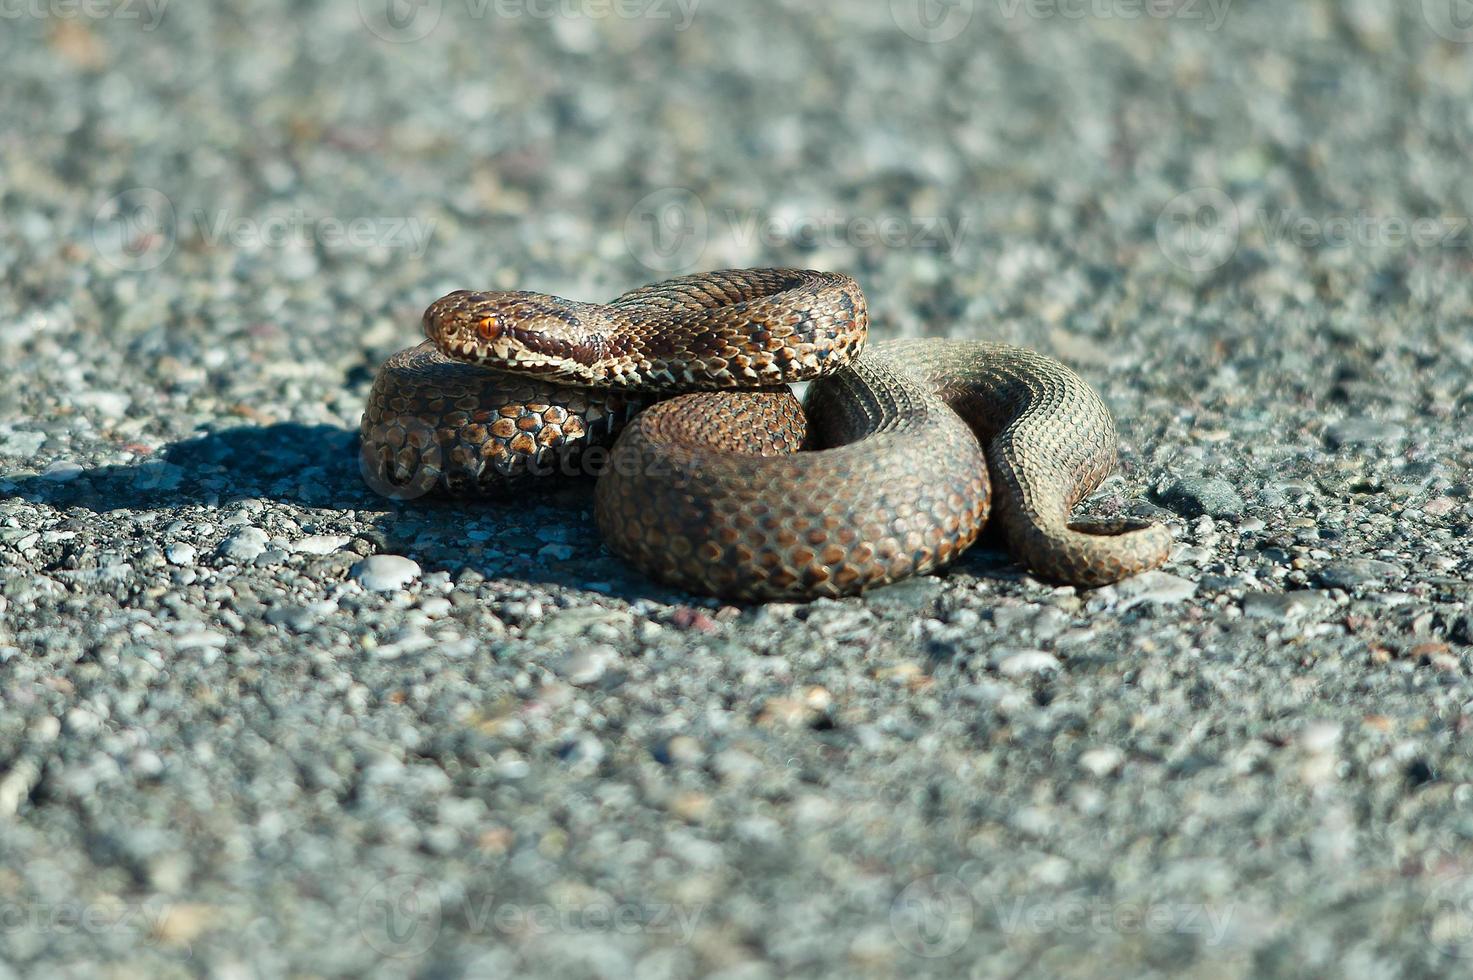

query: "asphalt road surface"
left=2, top=1, right=1473, bottom=976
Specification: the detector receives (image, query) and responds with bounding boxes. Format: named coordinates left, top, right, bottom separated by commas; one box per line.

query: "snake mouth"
left=460, top=325, right=591, bottom=370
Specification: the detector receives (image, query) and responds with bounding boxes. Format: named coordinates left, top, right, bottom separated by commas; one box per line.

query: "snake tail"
left=881, top=338, right=1174, bottom=586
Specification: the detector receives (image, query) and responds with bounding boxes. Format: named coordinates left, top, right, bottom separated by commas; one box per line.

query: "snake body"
left=360, top=269, right=1171, bottom=600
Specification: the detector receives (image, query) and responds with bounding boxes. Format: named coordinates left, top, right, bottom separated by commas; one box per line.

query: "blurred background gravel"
left=3, top=1, right=1473, bottom=976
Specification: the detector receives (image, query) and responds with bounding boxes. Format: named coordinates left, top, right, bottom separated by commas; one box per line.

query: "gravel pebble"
left=861, top=576, right=942, bottom=611
left=1113, top=570, right=1198, bottom=607
left=292, top=534, right=350, bottom=555
left=1423, top=497, right=1458, bottom=517
left=554, top=644, right=618, bottom=684
left=1316, top=559, right=1407, bottom=591
left=40, top=460, right=83, bottom=483
left=558, top=734, right=606, bottom=770
left=997, top=651, right=1062, bottom=676
left=417, top=596, right=452, bottom=617
left=1079, top=747, right=1125, bottom=777
left=1242, top=591, right=1336, bottom=622
left=217, top=527, right=269, bottom=562
left=165, top=542, right=197, bottom=566
left=351, top=554, right=422, bottom=591
left=712, top=749, right=764, bottom=782
left=0, top=431, right=45, bottom=458
left=1325, top=419, right=1408, bottom=448
left=1155, top=477, right=1245, bottom=519
left=74, top=391, right=131, bottom=417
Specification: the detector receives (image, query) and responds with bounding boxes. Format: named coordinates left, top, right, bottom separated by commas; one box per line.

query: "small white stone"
left=165, top=543, right=197, bottom=566
left=417, top=596, right=452, bottom=617
left=1079, top=747, right=1125, bottom=777
left=1115, top=571, right=1198, bottom=608
left=41, top=460, right=84, bottom=482
left=559, top=735, right=605, bottom=769
left=0, top=431, right=45, bottom=458
left=371, top=625, right=434, bottom=660
left=998, top=651, right=1061, bottom=676
left=293, top=534, right=351, bottom=555
left=352, top=555, right=421, bottom=591
left=537, top=543, right=575, bottom=561
left=712, top=749, right=763, bottom=782
left=555, top=645, right=618, bottom=685
left=63, top=707, right=101, bottom=735
left=75, top=390, right=132, bottom=417
left=174, top=630, right=227, bottom=651
left=132, top=751, right=165, bottom=776
left=1300, top=722, right=1342, bottom=755
left=217, top=527, right=269, bottom=562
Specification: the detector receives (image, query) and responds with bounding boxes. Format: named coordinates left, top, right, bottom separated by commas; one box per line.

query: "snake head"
left=423, top=289, right=603, bottom=383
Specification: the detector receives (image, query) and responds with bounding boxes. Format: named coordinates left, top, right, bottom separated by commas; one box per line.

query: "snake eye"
left=477, top=316, right=501, bottom=341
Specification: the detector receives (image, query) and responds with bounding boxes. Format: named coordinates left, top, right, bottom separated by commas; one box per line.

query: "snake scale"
left=360, top=268, right=1171, bottom=600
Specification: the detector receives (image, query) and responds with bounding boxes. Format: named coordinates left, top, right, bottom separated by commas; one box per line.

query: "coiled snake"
left=360, top=268, right=1171, bottom=600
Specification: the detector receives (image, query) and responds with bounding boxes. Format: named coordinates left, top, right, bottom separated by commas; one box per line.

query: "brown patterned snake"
left=360, top=268, right=1171, bottom=600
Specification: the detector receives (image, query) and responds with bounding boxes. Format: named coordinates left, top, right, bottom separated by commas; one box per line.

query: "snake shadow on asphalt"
left=0, top=420, right=1066, bottom=603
